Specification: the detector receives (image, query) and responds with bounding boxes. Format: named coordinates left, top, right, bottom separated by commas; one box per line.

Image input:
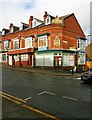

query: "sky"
left=0, top=0, right=91, bottom=37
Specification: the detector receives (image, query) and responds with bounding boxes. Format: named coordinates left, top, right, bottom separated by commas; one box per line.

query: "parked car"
left=81, top=71, right=92, bottom=82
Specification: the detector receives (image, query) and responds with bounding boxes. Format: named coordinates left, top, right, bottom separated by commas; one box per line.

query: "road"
left=1, top=66, right=92, bottom=119
left=2, top=97, right=47, bottom=119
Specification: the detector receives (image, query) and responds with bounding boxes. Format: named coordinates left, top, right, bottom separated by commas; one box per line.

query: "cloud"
left=0, top=0, right=91, bottom=35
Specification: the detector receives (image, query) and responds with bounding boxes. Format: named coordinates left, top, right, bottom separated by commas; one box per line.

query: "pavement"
left=1, top=63, right=81, bottom=78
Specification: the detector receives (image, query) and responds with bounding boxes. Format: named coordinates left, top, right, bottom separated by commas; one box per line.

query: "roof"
left=59, top=13, right=73, bottom=20
left=13, top=26, right=19, bottom=32
left=21, top=22, right=29, bottom=26
left=34, top=18, right=44, bottom=23
left=47, top=14, right=55, bottom=19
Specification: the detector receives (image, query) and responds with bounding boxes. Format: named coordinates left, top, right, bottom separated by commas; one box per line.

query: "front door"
left=9, top=55, right=12, bottom=65
left=54, top=56, right=62, bottom=69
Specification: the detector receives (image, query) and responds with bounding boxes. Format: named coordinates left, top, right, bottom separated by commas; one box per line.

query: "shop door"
left=54, top=56, right=62, bottom=69
left=9, top=56, right=12, bottom=65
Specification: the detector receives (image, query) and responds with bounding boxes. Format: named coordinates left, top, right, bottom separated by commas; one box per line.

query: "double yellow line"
left=0, top=91, right=61, bottom=120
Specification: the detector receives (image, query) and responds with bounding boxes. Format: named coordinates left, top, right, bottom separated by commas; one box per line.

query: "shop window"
left=14, top=55, right=19, bottom=61
left=63, top=54, right=74, bottom=66
left=78, top=53, right=85, bottom=65
left=21, top=54, right=28, bottom=61
left=2, top=54, right=7, bottom=61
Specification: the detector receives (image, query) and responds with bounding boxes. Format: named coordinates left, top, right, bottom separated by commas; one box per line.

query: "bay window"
left=77, top=39, right=86, bottom=50
left=25, top=37, right=33, bottom=48
left=38, top=36, right=47, bottom=47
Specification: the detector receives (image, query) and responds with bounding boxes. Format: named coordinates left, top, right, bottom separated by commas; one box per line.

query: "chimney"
left=29, top=16, right=33, bottom=27
left=43, top=11, right=48, bottom=23
left=9, top=23, right=13, bottom=32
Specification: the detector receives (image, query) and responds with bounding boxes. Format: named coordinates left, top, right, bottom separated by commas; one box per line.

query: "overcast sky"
left=0, top=0, right=91, bottom=36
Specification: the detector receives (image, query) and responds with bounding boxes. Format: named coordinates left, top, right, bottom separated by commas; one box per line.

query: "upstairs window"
left=25, top=37, right=33, bottom=48
left=33, top=21, right=36, bottom=27
left=4, top=41, right=10, bottom=50
left=2, top=30, right=5, bottom=35
left=13, top=39, right=20, bottom=49
left=38, top=36, right=48, bottom=47
left=20, top=23, right=23, bottom=31
left=32, top=19, right=37, bottom=28
left=77, top=39, right=86, bottom=50
left=46, top=16, right=51, bottom=25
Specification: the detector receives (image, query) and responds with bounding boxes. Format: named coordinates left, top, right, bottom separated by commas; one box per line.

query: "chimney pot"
left=9, top=23, right=13, bottom=32
left=43, top=11, right=48, bottom=23
left=29, top=16, right=33, bottom=27
left=9, top=23, right=13, bottom=28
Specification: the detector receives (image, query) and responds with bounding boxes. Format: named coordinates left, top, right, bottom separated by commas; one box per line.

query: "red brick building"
left=1, top=12, right=86, bottom=70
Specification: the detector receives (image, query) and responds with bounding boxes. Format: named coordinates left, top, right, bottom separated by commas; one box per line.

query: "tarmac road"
left=1, top=65, right=92, bottom=119
left=2, top=97, right=47, bottom=119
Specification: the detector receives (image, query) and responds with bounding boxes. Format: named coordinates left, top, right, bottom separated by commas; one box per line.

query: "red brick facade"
left=1, top=12, right=86, bottom=69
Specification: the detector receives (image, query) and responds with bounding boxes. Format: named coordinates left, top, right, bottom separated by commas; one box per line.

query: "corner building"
left=1, top=12, right=86, bottom=70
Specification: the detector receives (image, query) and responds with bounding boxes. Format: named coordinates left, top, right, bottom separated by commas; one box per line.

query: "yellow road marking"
left=22, top=104, right=60, bottom=120
left=0, top=91, right=61, bottom=120
left=0, top=91, right=26, bottom=103
left=0, top=93, right=21, bottom=105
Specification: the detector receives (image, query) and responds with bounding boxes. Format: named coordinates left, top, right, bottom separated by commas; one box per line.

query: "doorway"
left=54, top=56, right=62, bottom=69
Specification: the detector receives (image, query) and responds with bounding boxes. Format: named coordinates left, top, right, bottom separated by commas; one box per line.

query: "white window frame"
left=78, top=53, right=85, bottom=65
left=38, top=35, right=48, bottom=48
left=4, top=41, right=10, bottom=50
left=20, top=22, right=23, bottom=31
left=2, top=30, right=5, bottom=35
left=46, top=16, right=51, bottom=25
left=2, top=53, right=7, bottom=62
left=63, top=53, right=74, bottom=66
left=21, top=54, right=28, bottom=61
left=32, top=19, right=37, bottom=28
left=25, top=37, right=33, bottom=48
left=13, top=38, right=20, bottom=49
left=77, top=39, right=86, bottom=50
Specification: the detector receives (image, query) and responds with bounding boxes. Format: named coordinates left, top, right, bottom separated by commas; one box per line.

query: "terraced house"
left=1, top=12, right=86, bottom=70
